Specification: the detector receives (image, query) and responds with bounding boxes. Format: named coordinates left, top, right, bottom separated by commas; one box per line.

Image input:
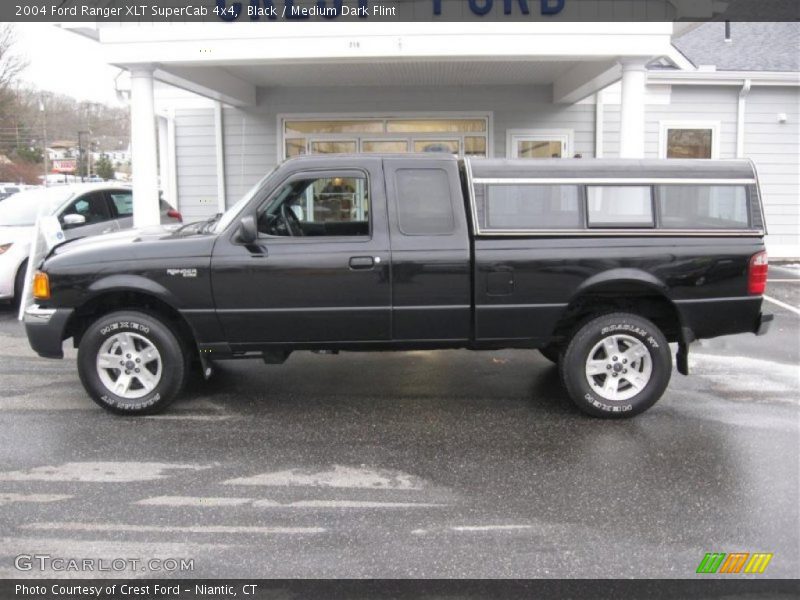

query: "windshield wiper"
left=176, top=213, right=221, bottom=234
left=200, top=213, right=223, bottom=233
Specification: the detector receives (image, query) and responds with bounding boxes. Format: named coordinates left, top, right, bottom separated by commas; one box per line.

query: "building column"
left=618, top=59, right=648, bottom=158
left=130, top=66, right=160, bottom=228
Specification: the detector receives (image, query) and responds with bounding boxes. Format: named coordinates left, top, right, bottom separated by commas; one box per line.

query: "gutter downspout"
left=213, top=100, right=227, bottom=213
left=736, top=79, right=752, bottom=158
left=595, top=90, right=604, bottom=158
left=166, top=109, right=178, bottom=211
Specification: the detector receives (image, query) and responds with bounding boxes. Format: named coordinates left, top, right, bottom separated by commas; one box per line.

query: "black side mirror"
left=238, top=215, right=257, bottom=244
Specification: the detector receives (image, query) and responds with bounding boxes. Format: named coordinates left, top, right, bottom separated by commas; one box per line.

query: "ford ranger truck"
left=23, top=155, right=773, bottom=417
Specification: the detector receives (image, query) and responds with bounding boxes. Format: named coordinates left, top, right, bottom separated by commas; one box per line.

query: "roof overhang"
left=647, top=70, right=800, bottom=86
left=63, top=22, right=686, bottom=107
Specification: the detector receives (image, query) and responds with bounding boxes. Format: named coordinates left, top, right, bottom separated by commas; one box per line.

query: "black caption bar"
left=4, top=0, right=800, bottom=22
left=2, top=579, right=800, bottom=599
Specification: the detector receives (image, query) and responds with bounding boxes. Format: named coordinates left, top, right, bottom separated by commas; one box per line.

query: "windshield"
left=211, top=170, right=276, bottom=234
left=0, top=188, right=72, bottom=227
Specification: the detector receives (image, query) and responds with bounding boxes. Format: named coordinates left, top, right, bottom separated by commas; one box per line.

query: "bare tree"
left=0, top=24, right=26, bottom=95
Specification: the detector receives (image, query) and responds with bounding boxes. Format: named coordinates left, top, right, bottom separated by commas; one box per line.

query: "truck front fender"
left=85, top=274, right=183, bottom=308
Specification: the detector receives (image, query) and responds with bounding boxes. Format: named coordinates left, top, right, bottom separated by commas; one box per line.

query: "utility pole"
left=78, top=130, right=91, bottom=181
left=39, top=96, right=48, bottom=187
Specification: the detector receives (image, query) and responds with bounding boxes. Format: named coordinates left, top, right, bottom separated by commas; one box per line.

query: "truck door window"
left=258, top=175, right=369, bottom=237
left=394, top=168, right=455, bottom=235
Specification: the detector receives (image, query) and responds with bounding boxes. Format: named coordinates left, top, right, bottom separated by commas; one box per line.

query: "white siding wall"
left=173, top=109, right=219, bottom=223
left=602, top=84, right=799, bottom=257
left=744, top=87, right=800, bottom=256
left=645, top=86, right=739, bottom=158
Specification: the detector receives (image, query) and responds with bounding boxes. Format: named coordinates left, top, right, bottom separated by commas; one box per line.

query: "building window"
left=413, top=140, right=459, bottom=154
left=507, top=130, right=574, bottom=159
left=362, top=140, right=408, bottom=153
left=587, top=186, right=654, bottom=227
left=660, top=121, right=719, bottom=159
left=282, top=116, right=489, bottom=159
left=309, top=140, right=357, bottom=154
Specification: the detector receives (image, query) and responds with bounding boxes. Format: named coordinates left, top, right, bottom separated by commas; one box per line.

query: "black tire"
left=559, top=312, right=672, bottom=418
left=77, top=310, right=188, bottom=415
left=12, top=260, right=27, bottom=307
left=538, top=344, right=562, bottom=364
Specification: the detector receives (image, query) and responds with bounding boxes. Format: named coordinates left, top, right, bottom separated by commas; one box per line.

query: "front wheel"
left=559, top=313, right=672, bottom=418
left=77, top=311, right=188, bottom=415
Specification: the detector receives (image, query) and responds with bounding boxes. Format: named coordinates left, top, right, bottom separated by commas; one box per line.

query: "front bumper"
left=755, top=312, right=774, bottom=336
left=24, top=305, right=73, bottom=359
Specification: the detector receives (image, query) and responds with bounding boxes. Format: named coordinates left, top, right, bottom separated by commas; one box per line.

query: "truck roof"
left=467, top=158, right=756, bottom=181
left=283, top=154, right=756, bottom=182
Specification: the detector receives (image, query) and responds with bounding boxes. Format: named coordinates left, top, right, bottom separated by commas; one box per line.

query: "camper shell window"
left=467, top=158, right=763, bottom=236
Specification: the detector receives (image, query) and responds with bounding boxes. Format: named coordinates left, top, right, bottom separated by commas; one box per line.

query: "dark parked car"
left=23, top=155, right=772, bottom=417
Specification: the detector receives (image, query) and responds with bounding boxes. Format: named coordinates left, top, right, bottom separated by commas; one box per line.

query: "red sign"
left=52, top=159, right=77, bottom=173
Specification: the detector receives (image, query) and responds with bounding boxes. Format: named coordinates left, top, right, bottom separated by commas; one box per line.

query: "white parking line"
left=254, top=500, right=445, bottom=509
left=451, top=525, right=534, bottom=532
left=769, top=279, right=800, bottom=283
left=134, top=496, right=446, bottom=509
left=0, top=493, right=72, bottom=506
left=141, top=415, right=234, bottom=421
left=22, top=522, right=326, bottom=535
left=0, top=462, right=209, bottom=483
left=764, top=295, right=800, bottom=316
left=135, top=496, right=252, bottom=507
left=225, top=465, right=424, bottom=490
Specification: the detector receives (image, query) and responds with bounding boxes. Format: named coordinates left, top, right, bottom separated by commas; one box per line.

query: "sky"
left=13, top=23, right=123, bottom=106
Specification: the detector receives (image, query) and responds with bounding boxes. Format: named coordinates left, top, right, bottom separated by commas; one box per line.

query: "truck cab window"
left=258, top=175, right=369, bottom=237
left=394, top=168, right=455, bottom=235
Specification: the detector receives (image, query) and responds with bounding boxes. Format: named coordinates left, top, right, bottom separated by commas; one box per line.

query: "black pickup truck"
left=24, top=155, right=772, bottom=417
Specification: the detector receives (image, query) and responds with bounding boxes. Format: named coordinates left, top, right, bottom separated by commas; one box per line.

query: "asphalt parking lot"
left=0, top=268, right=797, bottom=579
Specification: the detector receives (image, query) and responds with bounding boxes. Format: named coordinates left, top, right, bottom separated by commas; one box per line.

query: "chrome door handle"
left=349, top=256, right=375, bottom=270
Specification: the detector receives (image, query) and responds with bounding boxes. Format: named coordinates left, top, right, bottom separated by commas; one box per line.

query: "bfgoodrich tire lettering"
left=560, top=312, right=672, bottom=418
left=77, top=311, right=187, bottom=415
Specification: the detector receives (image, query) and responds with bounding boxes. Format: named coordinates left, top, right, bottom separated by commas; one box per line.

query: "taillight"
left=748, top=251, right=768, bottom=295
left=167, top=209, right=182, bottom=222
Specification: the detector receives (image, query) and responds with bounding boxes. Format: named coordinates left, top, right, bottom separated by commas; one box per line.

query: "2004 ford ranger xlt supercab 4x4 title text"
left=23, top=155, right=773, bottom=417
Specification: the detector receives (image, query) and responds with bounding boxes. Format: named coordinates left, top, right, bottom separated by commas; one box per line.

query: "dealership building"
left=66, top=20, right=799, bottom=257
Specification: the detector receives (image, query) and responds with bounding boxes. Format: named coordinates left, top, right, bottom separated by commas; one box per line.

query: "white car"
left=0, top=184, right=23, bottom=201
left=0, top=184, right=181, bottom=304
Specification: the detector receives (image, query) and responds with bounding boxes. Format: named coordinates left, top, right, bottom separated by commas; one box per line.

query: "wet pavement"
left=0, top=271, right=797, bottom=578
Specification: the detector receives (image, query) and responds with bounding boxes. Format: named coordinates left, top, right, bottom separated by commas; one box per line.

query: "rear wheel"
left=77, top=311, right=188, bottom=415
left=559, top=312, right=672, bottom=418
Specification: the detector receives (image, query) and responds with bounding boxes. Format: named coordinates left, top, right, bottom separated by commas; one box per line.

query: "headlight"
left=0, top=243, right=12, bottom=255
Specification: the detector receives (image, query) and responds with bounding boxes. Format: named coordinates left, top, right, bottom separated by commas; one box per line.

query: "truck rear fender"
left=554, top=268, right=688, bottom=363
